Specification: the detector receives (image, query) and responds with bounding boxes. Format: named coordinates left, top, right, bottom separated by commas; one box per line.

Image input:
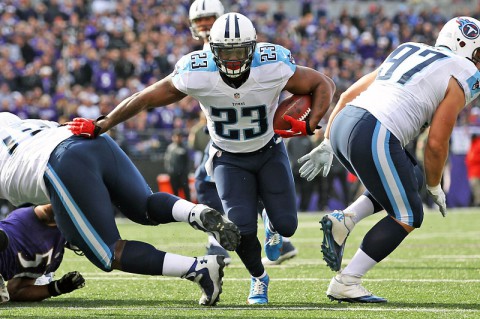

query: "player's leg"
left=326, top=108, right=423, bottom=303
left=45, top=137, right=225, bottom=305
left=100, top=135, right=240, bottom=251
left=195, top=178, right=231, bottom=264
left=214, top=153, right=268, bottom=304
left=258, top=141, right=298, bottom=262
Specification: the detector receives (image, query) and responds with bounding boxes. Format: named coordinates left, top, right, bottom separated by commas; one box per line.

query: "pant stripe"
left=372, top=123, right=413, bottom=225
left=45, top=165, right=112, bottom=268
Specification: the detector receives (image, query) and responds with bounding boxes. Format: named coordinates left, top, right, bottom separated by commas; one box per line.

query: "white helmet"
left=209, top=12, right=257, bottom=78
left=435, top=16, right=480, bottom=64
left=189, top=0, right=225, bottom=40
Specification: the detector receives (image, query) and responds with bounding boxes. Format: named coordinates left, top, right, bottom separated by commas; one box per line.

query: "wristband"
left=47, top=281, right=62, bottom=297
left=93, top=115, right=108, bottom=137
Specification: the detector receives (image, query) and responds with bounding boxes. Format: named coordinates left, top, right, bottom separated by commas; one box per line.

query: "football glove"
left=426, top=184, right=447, bottom=217
left=67, top=116, right=106, bottom=139
left=274, top=115, right=318, bottom=138
left=0, top=274, right=9, bottom=303
left=47, top=271, right=85, bottom=297
left=298, top=138, right=333, bottom=181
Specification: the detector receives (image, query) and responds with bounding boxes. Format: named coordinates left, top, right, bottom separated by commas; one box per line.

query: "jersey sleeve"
left=171, top=50, right=217, bottom=96
left=252, top=43, right=297, bottom=84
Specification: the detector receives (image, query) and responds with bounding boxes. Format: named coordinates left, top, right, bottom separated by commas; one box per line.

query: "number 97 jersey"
left=172, top=42, right=296, bottom=153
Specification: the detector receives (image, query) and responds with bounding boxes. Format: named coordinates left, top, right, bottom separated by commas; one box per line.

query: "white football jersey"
left=351, top=42, right=480, bottom=146
left=172, top=42, right=296, bottom=153
left=0, top=113, right=73, bottom=206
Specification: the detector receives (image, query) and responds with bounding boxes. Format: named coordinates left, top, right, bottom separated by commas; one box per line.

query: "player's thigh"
left=214, top=156, right=258, bottom=233
left=349, top=123, right=423, bottom=227
left=258, top=144, right=297, bottom=235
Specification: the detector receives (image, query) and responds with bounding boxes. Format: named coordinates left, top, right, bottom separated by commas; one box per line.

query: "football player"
left=0, top=112, right=241, bottom=306
left=189, top=0, right=299, bottom=266
left=69, top=12, right=335, bottom=304
left=298, top=16, right=480, bottom=303
left=0, top=204, right=85, bottom=302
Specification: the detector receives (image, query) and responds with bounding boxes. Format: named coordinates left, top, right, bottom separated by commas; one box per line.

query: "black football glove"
left=48, top=271, right=85, bottom=297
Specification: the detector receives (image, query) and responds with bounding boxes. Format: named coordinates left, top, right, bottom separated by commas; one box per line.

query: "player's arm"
left=424, top=77, right=465, bottom=187
left=324, top=68, right=378, bottom=139
left=7, top=271, right=85, bottom=301
left=96, top=76, right=187, bottom=134
left=283, top=66, right=336, bottom=133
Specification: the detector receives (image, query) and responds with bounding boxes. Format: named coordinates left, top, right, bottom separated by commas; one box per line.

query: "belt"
left=212, top=135, right=281, bottom=156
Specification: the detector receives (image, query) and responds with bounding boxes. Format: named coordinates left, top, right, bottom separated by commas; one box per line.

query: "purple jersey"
left=0, top=207, right=65, bottom=281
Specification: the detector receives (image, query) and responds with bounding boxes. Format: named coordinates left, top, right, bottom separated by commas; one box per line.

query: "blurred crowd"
left=1, top=0, right=480, bottom=211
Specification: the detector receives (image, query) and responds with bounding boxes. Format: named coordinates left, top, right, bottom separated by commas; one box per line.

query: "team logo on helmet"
left=457, top=17, right=480, bottom=40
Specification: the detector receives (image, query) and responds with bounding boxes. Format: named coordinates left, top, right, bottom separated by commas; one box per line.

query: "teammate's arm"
left=282, top=66, right=335, bottom=134
left=424, top=77, right=466, bottom=187
left=324, top=68, right=378, bottom=139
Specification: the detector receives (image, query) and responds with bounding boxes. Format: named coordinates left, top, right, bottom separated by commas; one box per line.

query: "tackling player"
left=69, top=12, right=335, bottom=304
left=0, top=204, right=85, bottom=302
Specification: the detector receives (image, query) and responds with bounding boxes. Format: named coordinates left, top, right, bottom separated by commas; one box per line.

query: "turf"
left=1, top=208, right=479, bottom=318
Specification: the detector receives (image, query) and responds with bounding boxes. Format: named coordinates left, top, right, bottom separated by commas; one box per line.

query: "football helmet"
left=189, top=0, right=225, bottom=40
left=209, top=12, right=257, bottom=78
left=435, top=16, right=480, bottom=64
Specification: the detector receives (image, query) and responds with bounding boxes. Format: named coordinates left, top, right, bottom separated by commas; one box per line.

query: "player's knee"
left=272, top=215, right=297, bottom=237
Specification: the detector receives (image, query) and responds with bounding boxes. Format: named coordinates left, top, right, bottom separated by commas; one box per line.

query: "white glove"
left=298, top=138, right=333, bottom=181
left=426, top=184, right=447, bottom=217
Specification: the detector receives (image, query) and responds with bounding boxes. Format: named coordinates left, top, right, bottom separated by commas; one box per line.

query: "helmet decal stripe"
left=224, top=14, right=230, bottom=38
left=201, top=0, right=205, bottom=10
left=234, top=14, right=240, bottom=38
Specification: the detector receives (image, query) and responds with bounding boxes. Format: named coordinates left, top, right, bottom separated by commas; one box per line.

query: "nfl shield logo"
left=234, top=93, right=240, bottom=99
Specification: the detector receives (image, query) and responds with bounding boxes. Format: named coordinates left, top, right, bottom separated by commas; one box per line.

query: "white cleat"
left=326, top=274, right=387, bottom=303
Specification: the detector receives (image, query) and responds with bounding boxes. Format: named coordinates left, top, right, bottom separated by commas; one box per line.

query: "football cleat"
left=183, top=255, right=225, bottom=306
left=262, top=210, right=283, bottom=261
left=247, top=274, right=270, bottom=304
left=206, top=244, right=231, bottom=266
left=262, top=240, right=298, bottom=266
left=326, top=274, right=387, bottom=303
left=0, top=274, right=9, bottom=303
left=189, top=204, right=241, bottom=251
left=320, top=211, right=355, bottom=271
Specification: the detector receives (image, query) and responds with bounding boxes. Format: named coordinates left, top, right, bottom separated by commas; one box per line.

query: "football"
left=273, top=94, right=312, bottom=130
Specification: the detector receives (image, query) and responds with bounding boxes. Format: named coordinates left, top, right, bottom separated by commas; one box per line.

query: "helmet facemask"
left=210, top=41, right=256, bottom=78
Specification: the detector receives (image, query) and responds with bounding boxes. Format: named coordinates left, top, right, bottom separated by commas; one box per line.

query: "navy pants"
left=330, top=105, right=424, bottom=228
left=44, top=135, right=178, bottom=271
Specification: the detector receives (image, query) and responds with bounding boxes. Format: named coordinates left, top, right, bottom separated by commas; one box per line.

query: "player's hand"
left=274, top=115, right=318, bottom=138
left=426, top=184, right=447, bottom=217
left=48, top=271, right=85, bottom=296
left=298, top=138, right=333, bottom=181
left=67, top=118, right=103, bottom=139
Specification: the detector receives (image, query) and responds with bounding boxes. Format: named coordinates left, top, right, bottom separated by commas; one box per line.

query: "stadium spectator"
left=0, top=204, right=85, bottom=302
left=298, top=16, right=480, bottom=303
left=0, top=112, right=241, bottom=306
left=466, top=133, right=480, bottom=206
left=68, top=12, right=335, bottom=305
left=164, top=129, right=191, bottom=200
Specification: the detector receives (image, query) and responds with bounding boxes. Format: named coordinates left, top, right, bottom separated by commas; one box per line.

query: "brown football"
left=273, top=94, right=312, bottom=130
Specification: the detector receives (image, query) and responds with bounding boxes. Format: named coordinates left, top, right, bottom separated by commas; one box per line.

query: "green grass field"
left=1, top=208, right=480, bottom=318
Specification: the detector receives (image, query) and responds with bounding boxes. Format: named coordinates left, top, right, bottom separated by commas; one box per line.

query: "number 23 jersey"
left=172, top=42, right=296, bottom=153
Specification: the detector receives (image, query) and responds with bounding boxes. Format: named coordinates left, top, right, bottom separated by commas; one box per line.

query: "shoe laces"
left=266, top=232, right=281, bottom=246
left=251, top=278, right=267, bottom=295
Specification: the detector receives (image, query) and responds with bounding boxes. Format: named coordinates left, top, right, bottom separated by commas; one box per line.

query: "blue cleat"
left=262, top=240, right=298, bottom=266
left=247, top=274, right=270, bottom=304
left=262, top=210, right=283, bottom=261
left=326, top=274, right=387, bottom=303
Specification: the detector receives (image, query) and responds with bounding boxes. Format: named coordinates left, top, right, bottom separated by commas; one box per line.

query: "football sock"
left=360, top=216, right=409, bottom=262
left=162, top=253, right=197, bottom=277
left=344, top=194, right=374, bottom=224
left=341, top=249, right=377, bottom=278
left=236, top=232, right=264, bottom=277
left=171, top=199, right=196, bottom=222
left=120, top=240, right=166, bottom=275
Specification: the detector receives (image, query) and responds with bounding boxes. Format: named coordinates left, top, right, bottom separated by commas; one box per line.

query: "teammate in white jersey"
left=0, top=112, right=242, bottom=306
left=68, top=12, right=335, bottom=304
left=298, top=16, right=480, bottom=303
